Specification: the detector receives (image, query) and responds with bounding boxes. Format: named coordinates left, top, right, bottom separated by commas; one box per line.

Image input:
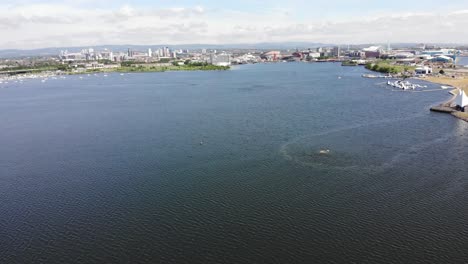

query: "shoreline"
left=0, top=64, right=230, bottom=83
left=362, top=63, right=468, bottom=123
left=422, top=76, right=468, bottom=122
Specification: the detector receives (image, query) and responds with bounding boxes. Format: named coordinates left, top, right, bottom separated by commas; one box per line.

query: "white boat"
left=319, top=149, right=331, bottom=155
left=363, top=74, right=377, bottom=78
left=387, top=80, right=417, bottom=90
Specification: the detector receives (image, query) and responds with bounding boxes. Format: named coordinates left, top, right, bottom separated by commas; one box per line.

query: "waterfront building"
left=308, top=52, right=321, bottom=59
left=209, top=53, right=231, bottom=66
left=100, top=49, right=113, bottom=61
left=60, top=51, right=86, bottom=62
left=394, top=52, right=415, bottom=59
left=164, top=47, right=170, bottom=57
left=349, top=51, right=366, bottom=58
left=232, top=54, right=260, bottom=64
left=332, top=46, right=341, bottom=57
left=415, top=66, right=432, bottom=74
left=362, top=46, right=383, bottom=58
left=261, top=51, right=281, bottom=61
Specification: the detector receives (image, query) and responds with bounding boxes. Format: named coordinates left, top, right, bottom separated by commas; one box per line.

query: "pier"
left=430, top=89, right=468, bottom=122
left=430, top=105, right=456, bottom=113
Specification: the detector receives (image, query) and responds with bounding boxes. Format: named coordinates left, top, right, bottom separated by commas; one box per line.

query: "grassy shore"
left=452, top=111, right=468, bottom=121
left=422, top=76, right=468, bottom=93
left=365, top=61, right=416, bottom=74
left=72, top=64, right=230, bottom=74
left=1, top=64, right=230, bottom=77
left=425, top=75, right=468, bottom=123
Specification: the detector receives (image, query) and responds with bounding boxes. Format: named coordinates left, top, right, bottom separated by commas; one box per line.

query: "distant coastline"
left=0, top=63, right=230, bottom=82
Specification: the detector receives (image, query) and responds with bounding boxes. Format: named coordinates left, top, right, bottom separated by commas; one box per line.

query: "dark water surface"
left=1, top=63, right=468, bottom=263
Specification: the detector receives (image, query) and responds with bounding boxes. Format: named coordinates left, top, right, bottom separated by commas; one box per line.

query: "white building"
left=395, top=52, right=415, bottom=59
left=60, top=51, right=86, bottom=62
left=100, top=50, right=114, bottom=61
left=308, top=52, right=321, bottom=59
left=415, top=66, right=432, bottom=74
left=210, top=53, right=231, bottom=66
left=232, top=54, right=260, bottom=64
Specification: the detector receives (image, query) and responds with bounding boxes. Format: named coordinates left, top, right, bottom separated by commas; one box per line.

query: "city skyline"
left=1, top=0, right=468, bottom=49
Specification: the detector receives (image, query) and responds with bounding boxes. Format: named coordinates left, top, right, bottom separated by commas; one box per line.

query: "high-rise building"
left=332, top=46, right=341, bottom=57
left=148, top=48, right=153, bottom=57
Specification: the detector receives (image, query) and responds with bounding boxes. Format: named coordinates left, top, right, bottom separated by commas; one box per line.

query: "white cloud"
left=451, top=10, right=468, bottom=15
left=0, top=3, right=467, bottom=49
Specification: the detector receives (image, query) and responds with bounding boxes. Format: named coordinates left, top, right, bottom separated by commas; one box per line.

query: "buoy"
left=319, top=149, right=330, bottom=154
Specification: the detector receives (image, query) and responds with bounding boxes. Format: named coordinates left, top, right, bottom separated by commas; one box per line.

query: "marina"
left=386, top=80, right=427, bottom=90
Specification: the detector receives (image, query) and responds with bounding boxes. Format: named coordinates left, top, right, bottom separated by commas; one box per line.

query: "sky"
left=1, top=0, right=468, bottom=49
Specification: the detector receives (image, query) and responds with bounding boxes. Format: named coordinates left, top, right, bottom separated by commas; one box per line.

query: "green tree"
left=121, top=61, right=134, bottom=67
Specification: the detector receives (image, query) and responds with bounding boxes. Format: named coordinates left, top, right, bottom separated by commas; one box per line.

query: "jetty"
left=430, top=88, right=468, bottom=122
left=430, top=105, right=456, bottom=113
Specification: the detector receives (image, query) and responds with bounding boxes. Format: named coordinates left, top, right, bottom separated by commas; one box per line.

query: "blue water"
left=458, top=56, right=468, bottom=66
left=1, top=63, right=468, bottom=263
